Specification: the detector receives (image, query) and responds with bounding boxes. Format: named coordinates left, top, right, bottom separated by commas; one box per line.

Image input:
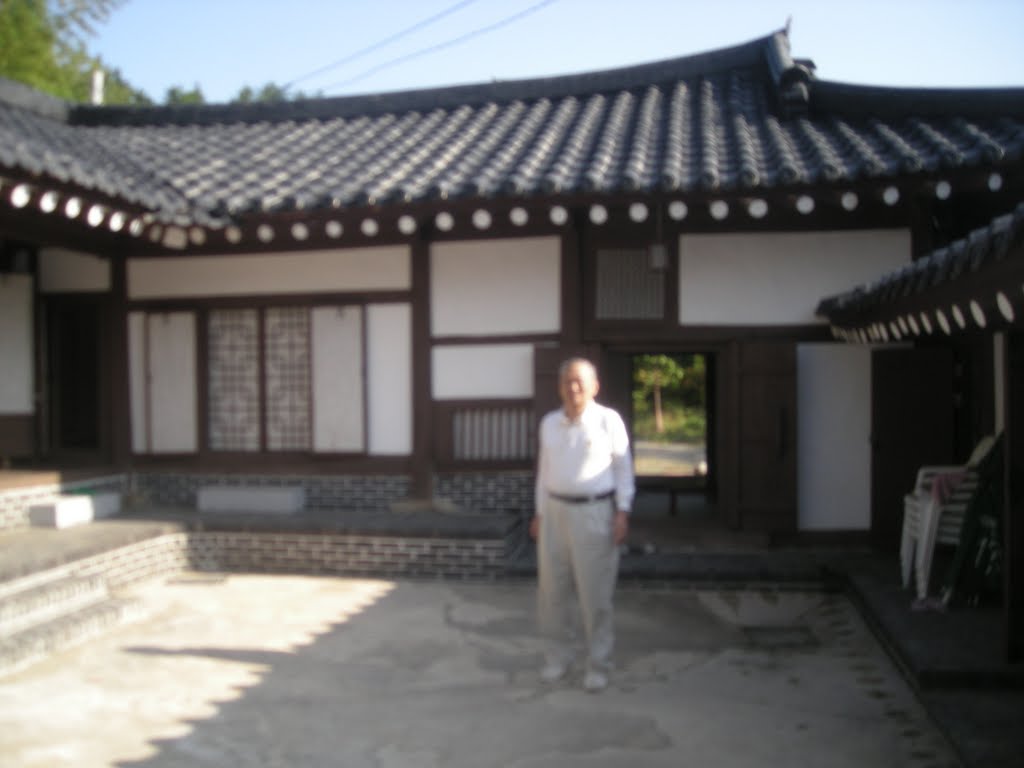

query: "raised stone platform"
left=28, top=492, right=122, bottom=529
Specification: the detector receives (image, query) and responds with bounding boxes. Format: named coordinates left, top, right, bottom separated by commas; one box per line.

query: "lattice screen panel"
left=208, top=309, right=260, bottom=451
left=595, top=248, right=664, bottom=319
left=264, top=307, right=311, bottom=451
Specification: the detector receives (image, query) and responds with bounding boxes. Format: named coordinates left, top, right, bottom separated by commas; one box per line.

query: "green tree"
left=634, top=354, right=687, bottom=434
left=231, top=82, right=321, bottom=104
left=165, top=83, right=205, bottom=105
left=0, top=0, right=150, bottom=104
left=0, top=0, right=62, bottom=92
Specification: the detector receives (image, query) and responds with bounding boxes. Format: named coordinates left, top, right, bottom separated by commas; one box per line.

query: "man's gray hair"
left=558, top=357, right=598, bottom=381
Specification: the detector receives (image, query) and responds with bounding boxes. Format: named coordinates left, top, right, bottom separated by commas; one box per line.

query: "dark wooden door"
left=44, top=296, right=109, bottom=463
left=871, top=347, right=954, bottom=550
left=736, top=341, right=797, bottom=533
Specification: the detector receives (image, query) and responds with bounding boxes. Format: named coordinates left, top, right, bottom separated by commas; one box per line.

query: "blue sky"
left=92, top=0, right=1024, bottom=104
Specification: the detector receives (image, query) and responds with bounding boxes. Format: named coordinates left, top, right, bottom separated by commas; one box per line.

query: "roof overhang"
left=818, top=202, right=1024, bottom=341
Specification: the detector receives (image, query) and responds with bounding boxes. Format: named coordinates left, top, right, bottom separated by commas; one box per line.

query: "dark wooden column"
left=109, top=253, right=131, bottom=468
left=561, top=216, right=583, bottom=347
left=409, top=234, right=433, bottom=500
left=1004, top=330, right=1023, bottom=662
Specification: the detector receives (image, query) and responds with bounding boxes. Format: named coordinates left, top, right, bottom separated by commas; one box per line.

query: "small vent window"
left=452, top=406, right=535, bottom=462
left=595, top=248, right=664, bottom=320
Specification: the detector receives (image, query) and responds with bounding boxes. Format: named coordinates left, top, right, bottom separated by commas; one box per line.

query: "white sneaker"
left=583, top=669, right=608, bottom=692
left=540, top=661, right=569, bottom=684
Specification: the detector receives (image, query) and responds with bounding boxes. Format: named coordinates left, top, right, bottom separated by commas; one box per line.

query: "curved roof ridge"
left=68, top=30, right=793, bottom=127
left=811, top=80, right=1024, bottom=119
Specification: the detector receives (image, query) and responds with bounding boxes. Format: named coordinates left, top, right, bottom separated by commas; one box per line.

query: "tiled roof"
left=1, top=30, right=1023, bottom=228
left=817, top=201, right=1024, bottom=334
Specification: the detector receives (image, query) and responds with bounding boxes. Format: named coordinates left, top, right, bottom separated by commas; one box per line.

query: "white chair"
left=900, top=435, right=996, bottom=600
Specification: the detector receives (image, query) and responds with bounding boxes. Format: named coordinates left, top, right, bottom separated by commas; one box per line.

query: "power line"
left=283, top=0, right=481, bottom=91
left=319, top=0, right=560, bottom=94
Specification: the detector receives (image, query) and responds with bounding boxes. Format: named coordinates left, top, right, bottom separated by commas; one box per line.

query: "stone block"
left=197, top=487, right=305, bottom=514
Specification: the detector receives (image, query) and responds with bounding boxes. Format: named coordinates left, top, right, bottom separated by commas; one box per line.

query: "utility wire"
left=283, top=0, right=481, bottom=91
left=319, top=0, right=560, bottom=94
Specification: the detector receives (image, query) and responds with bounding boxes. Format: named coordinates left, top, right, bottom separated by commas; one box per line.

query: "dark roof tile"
left=1, top=31, right=1022, bottom=227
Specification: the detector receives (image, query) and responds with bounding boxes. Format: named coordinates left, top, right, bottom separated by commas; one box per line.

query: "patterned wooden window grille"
left=208, top=309, right=260, bottom=451
left=264, top=307, right=311, bottom=451
left=451, top=405, right=536, bottom=462
left=595, top=248, right=664, bottom=319
left=208, top=307, right=312, bottom=452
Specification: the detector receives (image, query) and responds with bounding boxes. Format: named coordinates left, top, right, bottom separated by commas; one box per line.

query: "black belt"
left=548, top=490, right=614, bottom=504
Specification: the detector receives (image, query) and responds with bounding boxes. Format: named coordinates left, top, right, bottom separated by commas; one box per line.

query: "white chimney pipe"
left=91, top=69, right=105, bottom=105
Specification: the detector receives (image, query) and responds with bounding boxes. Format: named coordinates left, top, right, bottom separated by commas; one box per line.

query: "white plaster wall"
left=432, top=344, right=534, bottom=399
left=679, top=229, right=911, bottom=325
left=312, top=306, right=364, bottom=452
left=366, top=303, right=412, bottom=455
left=39, top=248, right=110, bottom=293
left=0, top=275, right=33, bottom=413
left=146, top=312, right=198, bottom=453
left=431, top=236, right=560, bottom=336
left=797, top=344, right=872, bottom=530
left=127, top=246, right=410, bottom=299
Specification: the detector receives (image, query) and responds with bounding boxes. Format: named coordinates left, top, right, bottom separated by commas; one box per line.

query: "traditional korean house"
left=0, top=30, right=1021, bottom=654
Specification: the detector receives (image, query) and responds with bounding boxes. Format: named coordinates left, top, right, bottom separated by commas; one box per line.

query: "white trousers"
left=536, top=496, right=620, bottom=672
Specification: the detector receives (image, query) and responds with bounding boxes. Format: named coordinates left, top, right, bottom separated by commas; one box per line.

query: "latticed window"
left=264, top=308, right=311, bottom=450
left=594, top=248, right=665, bottom=320
left=208, top=309, right=260, bottom=451
left=207, top=307, right=311, bottom=452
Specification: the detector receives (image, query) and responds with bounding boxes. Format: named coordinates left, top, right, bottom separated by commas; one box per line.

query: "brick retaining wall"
left=1, top=471, right=535, bottom=531
left=57, top=530, right=512, bottom=589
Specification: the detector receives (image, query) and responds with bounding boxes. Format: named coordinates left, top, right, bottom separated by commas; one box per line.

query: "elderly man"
left=529, top=357, right=634, bottom=692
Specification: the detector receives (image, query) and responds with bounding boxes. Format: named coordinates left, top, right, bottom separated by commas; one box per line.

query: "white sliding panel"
left=366, top=303, right=412, bottom=455
left=146, top=312, right=198, bottom=453
left=312, top=306, right=365, bottom=452
left=128, top=312, right=147, bottom=452
left=797, top=344, right=872, bottom=530
left=0, top=275, right=33, bottom=414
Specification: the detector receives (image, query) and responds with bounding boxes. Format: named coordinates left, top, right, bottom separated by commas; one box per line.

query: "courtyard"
left=0, top=574, right=957, bottom=768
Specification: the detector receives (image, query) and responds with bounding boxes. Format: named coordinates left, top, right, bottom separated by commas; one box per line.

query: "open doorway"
left=629, top=352, right=717, bottom=547
left=42, top=296, right=108, bottom=464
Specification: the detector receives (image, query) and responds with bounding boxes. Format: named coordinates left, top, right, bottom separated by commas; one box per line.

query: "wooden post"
left=109, top=253, right=131, bottom=468
left=1004, top=330, right=1023, bottom=662
left=409, top=234, right=433, bottom=501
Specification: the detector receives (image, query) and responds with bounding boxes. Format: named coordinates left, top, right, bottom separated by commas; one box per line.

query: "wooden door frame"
left=39, top=293, right=112, bottom=465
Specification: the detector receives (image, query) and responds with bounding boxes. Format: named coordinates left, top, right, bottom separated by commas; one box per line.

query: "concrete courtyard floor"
left=0, top=574, right=959, bottom=768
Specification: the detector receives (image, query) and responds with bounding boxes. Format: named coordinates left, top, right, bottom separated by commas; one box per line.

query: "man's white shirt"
left=535, top=401, right=635, bottom=514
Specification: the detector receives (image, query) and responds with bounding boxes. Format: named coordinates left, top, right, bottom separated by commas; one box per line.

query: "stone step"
left=0, top=572, right=108, bottom=637
left=0, top=597, right=143, bottom=677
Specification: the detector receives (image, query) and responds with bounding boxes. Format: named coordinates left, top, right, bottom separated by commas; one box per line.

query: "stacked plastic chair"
left=900, top=435, right=997, bottom=602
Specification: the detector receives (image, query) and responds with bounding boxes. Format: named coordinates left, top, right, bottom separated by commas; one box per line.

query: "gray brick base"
left=1, top=470, right=535, bottom=531
left=36, top=530, right=511, bottom=587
